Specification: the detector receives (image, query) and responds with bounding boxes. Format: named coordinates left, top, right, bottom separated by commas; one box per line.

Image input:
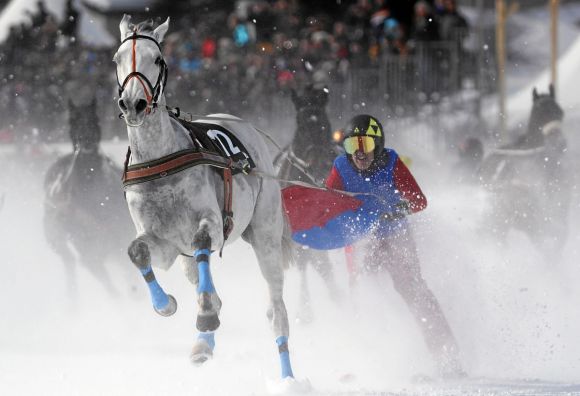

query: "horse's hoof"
left=190, top=339, right=213, bottom=365
left=154, top=294, right=177, bottom=316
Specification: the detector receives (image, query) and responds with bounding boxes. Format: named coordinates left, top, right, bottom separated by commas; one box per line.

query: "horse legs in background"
left=44, top=213, right=78, bottom=300
left=295, top=247, right=342, bottom=324
left=533, top=187, right=570, bottom=264
left=525, top=214, right=569, bottom=264
left=480, top=190, right=511, bottom=249
left=81, top=241, right=121, bottom=297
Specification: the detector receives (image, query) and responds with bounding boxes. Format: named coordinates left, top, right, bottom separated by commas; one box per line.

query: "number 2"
left=207, top=129, right=241, bottom=157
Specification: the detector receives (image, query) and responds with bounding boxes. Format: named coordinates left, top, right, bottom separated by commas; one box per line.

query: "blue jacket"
left=284, top=148, right=427, bottom=250
left=328, top=148, right=408, bottom=238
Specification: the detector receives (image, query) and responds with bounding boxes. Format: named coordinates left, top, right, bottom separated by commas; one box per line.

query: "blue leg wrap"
left=276, top=336, right=294, bottom=378
left=197, top=331, right=215, bottom=350
left=195, top=249, right=215, bottom=294
left=140, top=266, right=169, bottom=310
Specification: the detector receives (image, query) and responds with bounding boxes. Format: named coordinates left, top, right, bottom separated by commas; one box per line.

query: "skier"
left=284, top=114, right=464, bottom=377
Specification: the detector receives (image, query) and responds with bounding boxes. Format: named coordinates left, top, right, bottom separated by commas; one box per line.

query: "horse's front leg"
left=128, top=234, right=177, bottom=316
left=187, top=225, right=222, bottom=364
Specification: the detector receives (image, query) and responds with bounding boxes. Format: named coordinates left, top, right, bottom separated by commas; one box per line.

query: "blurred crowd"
left=0, top=0, right=471, bottom=143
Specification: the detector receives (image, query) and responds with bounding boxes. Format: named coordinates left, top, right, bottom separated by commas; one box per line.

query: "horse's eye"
left=155, top=56, right=162, bottom=65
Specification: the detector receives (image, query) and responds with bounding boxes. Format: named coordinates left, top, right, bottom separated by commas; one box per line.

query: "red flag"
left=282, top=185, right=362, bottom=232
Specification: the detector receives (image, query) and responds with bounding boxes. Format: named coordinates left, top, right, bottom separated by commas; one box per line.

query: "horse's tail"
left=281, top=212, right=296, bottom=270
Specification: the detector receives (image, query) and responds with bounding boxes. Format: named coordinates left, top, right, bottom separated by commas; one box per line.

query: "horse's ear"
left=532, top=87, right=538, bottom=102
left=154, top=17, right=170, bottom=43
left=119, top=14, right=132, bottom=40
left=549, top=83, right=555, bottom=99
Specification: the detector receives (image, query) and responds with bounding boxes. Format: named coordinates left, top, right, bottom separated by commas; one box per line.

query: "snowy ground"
left=1, top=126, right=580, bottom=396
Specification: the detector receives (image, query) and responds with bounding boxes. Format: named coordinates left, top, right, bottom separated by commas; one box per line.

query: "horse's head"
left=291, top=84, right=330, bottom=111
left=114, top=15, right=169, bottom=127
left=528, top=84, right=564, bottom=138
left=68, top=97, right=101, bottom=152
left=291, top=85, right=332, bottom=146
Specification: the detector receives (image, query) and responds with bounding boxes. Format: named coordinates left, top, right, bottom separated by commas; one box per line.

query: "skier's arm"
left=393, top=157, right=427, bottom=214
left=325, top=165, right=345, bottom=191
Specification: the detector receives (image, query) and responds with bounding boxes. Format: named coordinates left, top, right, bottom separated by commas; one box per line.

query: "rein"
left=166, top=107, right=323, bottom=186
left=164, top=107, right=389, bottom=202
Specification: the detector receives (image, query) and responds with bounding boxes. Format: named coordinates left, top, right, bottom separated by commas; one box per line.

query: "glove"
left=380, top=200, right=411, bottom=222
left=394, top=200, right=411, bottom=214
left=381, top=211, right=406, bottom=222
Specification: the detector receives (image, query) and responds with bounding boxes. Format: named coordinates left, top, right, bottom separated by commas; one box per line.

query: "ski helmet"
left=342, top=114, right=385, bottom=157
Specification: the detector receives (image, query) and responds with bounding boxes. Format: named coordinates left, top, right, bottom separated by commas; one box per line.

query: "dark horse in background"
left=43, top=98, right=134, bottom=296
left=479, top=85, right=570, bottom=262
left=277, top=84, right=342, bottom=322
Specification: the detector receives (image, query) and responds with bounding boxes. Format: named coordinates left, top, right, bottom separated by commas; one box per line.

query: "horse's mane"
left=122, top=19, right=155, bottom=40
left=134, top=20, right=155, bottom=34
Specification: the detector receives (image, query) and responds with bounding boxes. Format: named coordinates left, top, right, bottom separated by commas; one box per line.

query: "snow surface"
left=2, top=142, right=579, bottom=395
left=1, top=4, right=580, bottom=396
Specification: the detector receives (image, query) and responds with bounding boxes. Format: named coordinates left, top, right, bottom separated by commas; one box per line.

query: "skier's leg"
left=379, top=226, right=464, bottom=377
left=310, top=249, right=343, bottom=303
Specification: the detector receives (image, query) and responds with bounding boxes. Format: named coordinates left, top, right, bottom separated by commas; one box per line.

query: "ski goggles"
left=343, top=136, right=376, bottom=155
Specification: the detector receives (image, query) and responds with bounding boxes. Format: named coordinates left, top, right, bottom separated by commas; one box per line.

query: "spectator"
left=201, top=36, right=217, bottom=59
left=412, top=1, right=440, bottom=42
left=27, top=0, right=50, bottom=29
left=328, top=21, right=347, bottom=60
left=0, top=1, right=474, bottom=143
left=248, top=1, right=276, bottom=43
left=378, top=9, right=408, bottom=57
left=60, top=0, right=79, bottom=43
left=345, top=0, right=373, bottom=50
left=455, top=136, right=484, bottom=184
left=438, top=0, right=469, bottom=42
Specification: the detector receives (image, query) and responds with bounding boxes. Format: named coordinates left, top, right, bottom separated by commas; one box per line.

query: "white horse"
left=114, top=15, right=294, bottom=378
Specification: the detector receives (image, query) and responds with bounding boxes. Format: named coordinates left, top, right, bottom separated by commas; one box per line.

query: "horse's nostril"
left=135, top=99, right=148, bottom=113
left=118, top=99, right=127, bottom=111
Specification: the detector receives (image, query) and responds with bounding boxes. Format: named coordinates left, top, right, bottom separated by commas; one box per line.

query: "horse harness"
left=122, top=114, right=255, bottom=244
